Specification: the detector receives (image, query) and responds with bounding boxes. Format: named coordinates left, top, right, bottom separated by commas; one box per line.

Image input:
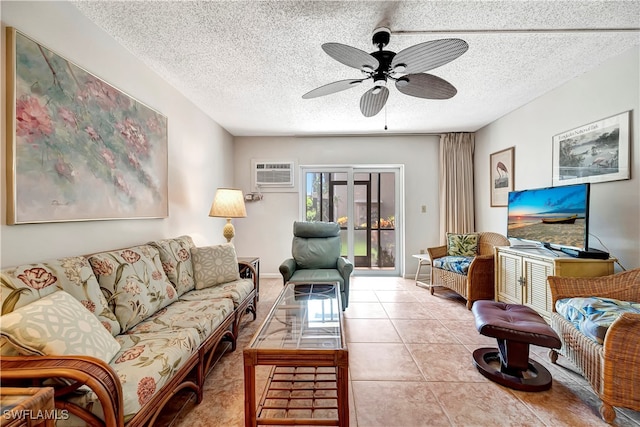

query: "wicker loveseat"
left=548, top=269, right=640, bottom=423
left=427, top=232, right=509, bottom=309
left=0, top=236, right=257, bottom=427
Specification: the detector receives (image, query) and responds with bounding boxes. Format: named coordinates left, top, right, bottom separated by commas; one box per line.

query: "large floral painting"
left=6, top=28, right=168, bottom=224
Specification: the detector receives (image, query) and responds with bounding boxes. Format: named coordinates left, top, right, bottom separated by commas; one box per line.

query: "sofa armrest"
left=465, top=254, right=496, bottom=306
left=279, top=258, right=297, bottom=282
left=238, top=261, right=257, bottom=288
left=336, top=257, right=353, bottom=277
left=427, top=245, right=447, bottom=261
left=602, top=312, right=640, bottom=404
left=468, top=254, right=494, bottom=276
left=0, top=355, right=124, bottom=427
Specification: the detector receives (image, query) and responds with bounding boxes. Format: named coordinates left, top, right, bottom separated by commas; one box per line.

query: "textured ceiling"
left=71, top=1, right=640, bottom=136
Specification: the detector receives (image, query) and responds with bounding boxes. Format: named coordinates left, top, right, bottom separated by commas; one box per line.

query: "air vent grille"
left=254, top=162, right=294, bottom=187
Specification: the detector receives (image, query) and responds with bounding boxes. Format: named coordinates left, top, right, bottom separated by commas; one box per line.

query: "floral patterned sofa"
left=0, top=236, right=257, bottom=427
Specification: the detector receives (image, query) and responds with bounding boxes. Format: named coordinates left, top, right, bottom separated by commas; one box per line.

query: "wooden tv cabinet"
left=494, top=246, right=616, bottom=321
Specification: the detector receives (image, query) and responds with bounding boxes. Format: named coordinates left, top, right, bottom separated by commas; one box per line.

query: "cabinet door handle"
left=518, top=277, right=526, bottom=286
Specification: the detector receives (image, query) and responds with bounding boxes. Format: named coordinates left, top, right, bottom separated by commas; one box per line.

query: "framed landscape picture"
left=6, top=27, right=168, bottom=224
left=552, top=111, right=630, bottom=187
left=490, top=147, right=514, bottom=207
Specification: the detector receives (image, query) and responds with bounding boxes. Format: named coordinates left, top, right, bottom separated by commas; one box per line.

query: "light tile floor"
left=164, top=276, right=640, bottom=427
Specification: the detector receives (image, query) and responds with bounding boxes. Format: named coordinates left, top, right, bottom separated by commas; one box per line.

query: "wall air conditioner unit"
left=254, top=161, right=294, bottom=188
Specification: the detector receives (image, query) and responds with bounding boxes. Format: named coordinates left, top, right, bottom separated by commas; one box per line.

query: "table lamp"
left=209, top=188, right=247, bottom=242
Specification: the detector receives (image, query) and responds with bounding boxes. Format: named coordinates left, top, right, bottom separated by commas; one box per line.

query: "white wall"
left=232, top=135, right=440, bottom=277
left=475, top=47, right=640, bottom=270
left=0, top=2, right=234, bottom=267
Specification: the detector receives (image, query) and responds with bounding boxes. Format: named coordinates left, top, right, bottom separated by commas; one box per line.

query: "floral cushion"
left=88, top=245, right=178, bottom=332
left=433, top=256, right=474, bottom=275
left=65, top=328, right=200, bottom=421
left=0, top=256, right=120, bottom=337
left=556, top=297, right=640, bottom=345
left=446, top=233, right=479, bottom=257
left=0, top=291, right=121, bottom=363
left=126, top=298, right=233, bottom=341
left=149, top=236, right=196, bottom=296
left=180, top=278, right=254, bottom=307
left=191, top=244, right=240, bottom=290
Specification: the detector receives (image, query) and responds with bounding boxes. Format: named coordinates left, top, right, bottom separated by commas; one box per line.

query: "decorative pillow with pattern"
left=149, top=236, right=196, bottom=296
left=88, top=245, right=178, bottom=332
left=0, top=256, right=121, bottom=336
left=556, top=296, right=640, bottom=345
left=191, top=244, right=240, bottom=290
left=446, top=233, right=479, bottom=257
left=0, top=291, right=121, bottom=363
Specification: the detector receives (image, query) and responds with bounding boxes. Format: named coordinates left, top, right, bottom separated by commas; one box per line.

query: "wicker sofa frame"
left=548, top=269, right=640, bottom=423
left=427, top=232, right=509, bottom=309
left=0, top=261, right=257, bottom=427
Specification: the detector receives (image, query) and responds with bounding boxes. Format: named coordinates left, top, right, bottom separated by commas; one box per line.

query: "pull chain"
left=384, top=104, right=388, bottom=130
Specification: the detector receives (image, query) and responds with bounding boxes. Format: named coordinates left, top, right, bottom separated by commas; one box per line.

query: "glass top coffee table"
left=243, top=281, right=348, bottom=427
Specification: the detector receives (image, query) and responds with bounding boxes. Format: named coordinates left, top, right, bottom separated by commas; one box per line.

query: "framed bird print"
left=552, top=111, right=630, bottom=187
left=490, top=147, right=515, bottom=207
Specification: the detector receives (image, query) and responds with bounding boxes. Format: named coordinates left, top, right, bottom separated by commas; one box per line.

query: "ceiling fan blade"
left=396, top=73, right=457, bottom=99
left=391, top=39, right=468, bottom=74
left=322, top=43, right=379, bottom=71
left=360, top=86, right=389, bottom=117
left=302, top=79, right=365, bottom=99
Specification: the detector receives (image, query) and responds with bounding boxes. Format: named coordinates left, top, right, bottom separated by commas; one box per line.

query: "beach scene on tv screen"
left=508, top=185, right=588, bottom=248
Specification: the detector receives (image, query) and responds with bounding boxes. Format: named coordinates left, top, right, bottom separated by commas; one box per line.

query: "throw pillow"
left=0, top=291, right=121, bottom=364
left=89, top=245, right=178, bottom=332
left=446, top=233, right=479, bottom=257
left=0, top=257, right=121, bottom=336
left=149, top=236, right=196, bottom=296
left=191, top=244, right=240, bottom=290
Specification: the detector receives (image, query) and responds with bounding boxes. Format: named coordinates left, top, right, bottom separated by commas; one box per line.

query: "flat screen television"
left=507, top=183, right=590, bottom=250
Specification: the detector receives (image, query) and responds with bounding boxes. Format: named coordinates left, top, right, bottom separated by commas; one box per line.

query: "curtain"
left=439, top=132, right=475, bottom=243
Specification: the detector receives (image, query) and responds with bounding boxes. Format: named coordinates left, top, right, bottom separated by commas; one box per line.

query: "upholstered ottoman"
left=471, top=300, right=561, bottom=391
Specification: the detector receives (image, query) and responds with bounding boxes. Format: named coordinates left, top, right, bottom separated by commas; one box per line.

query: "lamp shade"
left=209, top=188, right=246, bottom=218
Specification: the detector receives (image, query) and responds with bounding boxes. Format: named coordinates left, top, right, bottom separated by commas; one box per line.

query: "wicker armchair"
left=548, top=269, right=640, bottom=423
left=427, top=232, right=509, bottom=309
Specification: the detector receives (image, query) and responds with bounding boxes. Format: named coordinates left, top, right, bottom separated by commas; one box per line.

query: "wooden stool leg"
left=497, top=339, right=530, bottom=374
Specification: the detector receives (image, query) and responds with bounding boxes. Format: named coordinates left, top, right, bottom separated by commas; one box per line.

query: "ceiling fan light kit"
left=303, top=26, right=468, bottom=117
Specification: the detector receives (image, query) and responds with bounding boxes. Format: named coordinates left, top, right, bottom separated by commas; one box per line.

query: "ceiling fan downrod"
left=370, top=27, right=395, bottom=91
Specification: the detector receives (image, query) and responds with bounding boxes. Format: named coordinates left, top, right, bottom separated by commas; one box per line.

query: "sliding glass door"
left=302, top=166, right=401, bottom=276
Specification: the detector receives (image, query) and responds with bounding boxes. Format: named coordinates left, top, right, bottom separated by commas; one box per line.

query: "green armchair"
left=279, top=221, right=353, bottom=310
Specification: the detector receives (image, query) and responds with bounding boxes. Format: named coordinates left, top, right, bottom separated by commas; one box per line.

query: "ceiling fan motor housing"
left=372, top=27, right=391, bottom=48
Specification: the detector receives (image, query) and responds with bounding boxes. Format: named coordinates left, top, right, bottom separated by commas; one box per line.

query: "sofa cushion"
left=180, top=279, right=253, bottom=307
left=446, top=233, right=479, bottom=257
left=88, top=245, right=178, bottom=332
left=555, top=296, right=640, bottom=345
left=126, top=298, right=234, bottom=341
left=0, top=291, right=121, bottom=363
left=191, top=244, right=240, bottom=290
left=433, top=256, right=474, bottom=275
left=0, top=256, right=121, bottom=336
left=289, top=270, right=345, bottom=288
left=149, top=236, right=196, bottom=296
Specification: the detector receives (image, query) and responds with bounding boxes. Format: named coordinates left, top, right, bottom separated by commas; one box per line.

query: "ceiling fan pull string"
left=384, top=105, right=388, bottom=130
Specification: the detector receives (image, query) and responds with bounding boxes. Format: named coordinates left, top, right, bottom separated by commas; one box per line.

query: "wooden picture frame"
left=552, top=111, right=631, bottom=186
left=6, top=27, right=168, bottom=224
left=490, top=147, right=515, bottom=207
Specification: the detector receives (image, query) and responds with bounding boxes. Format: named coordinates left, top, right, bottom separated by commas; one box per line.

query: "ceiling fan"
left=303, top=27, right=468, bottom=117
